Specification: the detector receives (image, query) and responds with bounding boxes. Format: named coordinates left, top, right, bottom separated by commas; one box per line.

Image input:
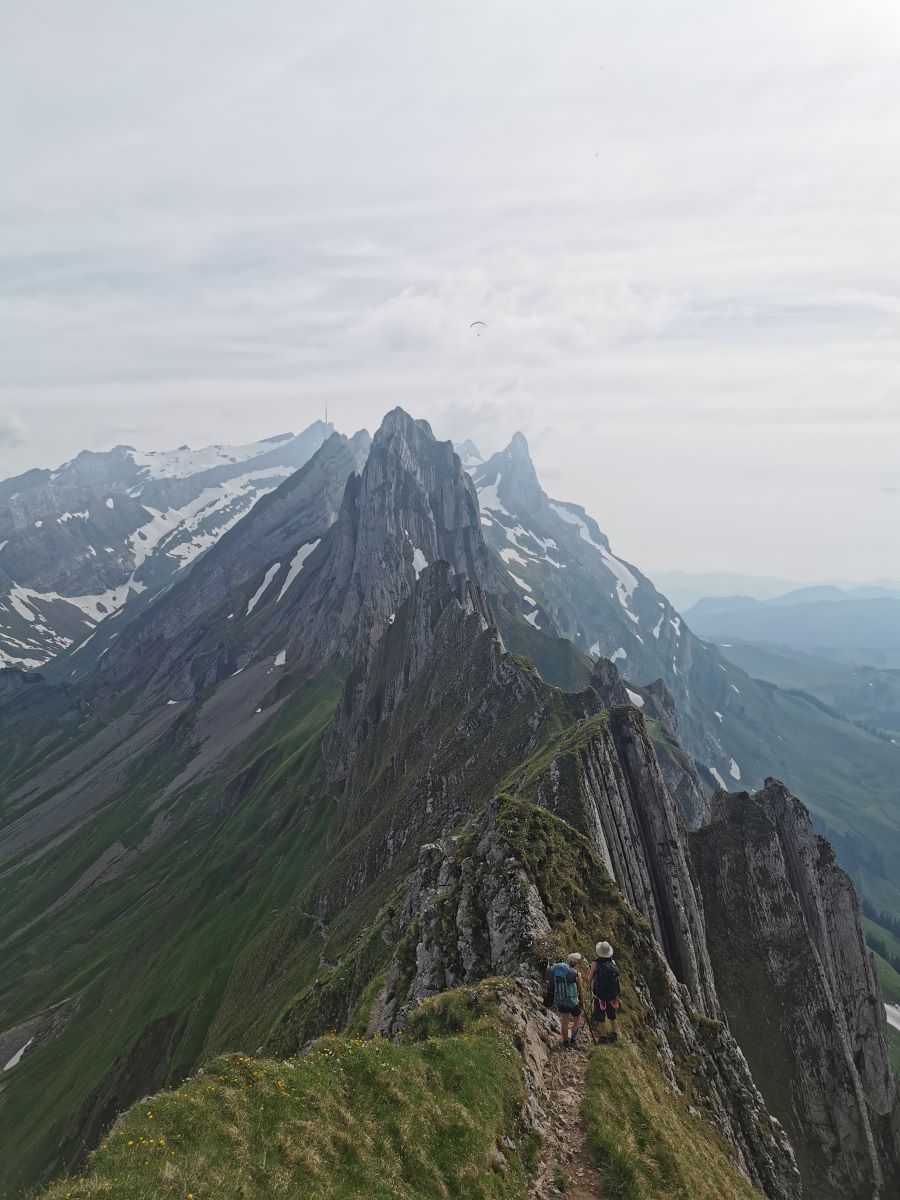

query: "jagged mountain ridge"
left=0, top=422, right=334, bottom=670
left=0, top=410, right=897, bottom=1198
left=469, top=432, right=900, bottom=920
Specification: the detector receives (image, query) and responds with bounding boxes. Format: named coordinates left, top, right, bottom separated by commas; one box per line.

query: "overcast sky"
left=3, top=1, right=900, bottom=580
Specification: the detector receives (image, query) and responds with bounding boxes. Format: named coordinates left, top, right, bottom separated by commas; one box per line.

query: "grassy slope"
left=39, top=988, right=536, bottom=1200
left=714, top=639, right=900, bottom=737
left=0, top=669, right=347, bottom=1198
left=37, top=798, right=767, bottom=1200
left=584, top=1042, right=759, bottom=1200
left=863, top=917, right=900, bottom=1002
left=887, top=1026, right=900, bottom=1075
left=872, top=951, right=900, bottom=1004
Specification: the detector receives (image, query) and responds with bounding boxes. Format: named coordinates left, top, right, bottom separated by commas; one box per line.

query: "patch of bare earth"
left=530, top=1028, right=603, bottom=1200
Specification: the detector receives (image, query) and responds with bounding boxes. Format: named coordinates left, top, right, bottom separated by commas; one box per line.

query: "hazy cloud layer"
left=2, top=1, right=900, bottom=579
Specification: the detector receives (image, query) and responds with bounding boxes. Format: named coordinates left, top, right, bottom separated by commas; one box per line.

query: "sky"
left=2, top=0, right=900, bottom=580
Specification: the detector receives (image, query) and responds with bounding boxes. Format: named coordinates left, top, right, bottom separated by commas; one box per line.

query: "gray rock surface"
left=0, top=422, right=335, bottom=668
left=379, top=801, right=800, bottom=1200
left=691, top=781, right=900, bottom=1199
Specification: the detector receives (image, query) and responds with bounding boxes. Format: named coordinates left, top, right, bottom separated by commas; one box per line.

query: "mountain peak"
left=508, top=431, right=530, bottom=458
left=473, top=430, right=545, bottom=518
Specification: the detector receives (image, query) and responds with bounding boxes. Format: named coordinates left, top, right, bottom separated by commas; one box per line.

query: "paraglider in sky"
left=469, top=320, right=486, bottom=337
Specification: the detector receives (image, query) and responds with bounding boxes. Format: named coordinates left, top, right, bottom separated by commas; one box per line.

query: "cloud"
left=3, top=0, right=900, bottom=578
left=0, top=412, right=28, bottom=447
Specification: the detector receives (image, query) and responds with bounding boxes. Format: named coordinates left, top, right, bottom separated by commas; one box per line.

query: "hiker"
left=546, top=952, right=586, bottom=1049
left=588, top=941, right=621, bottom=1042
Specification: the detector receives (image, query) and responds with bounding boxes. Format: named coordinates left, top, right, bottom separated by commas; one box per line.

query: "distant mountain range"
left=687, top=588, right=900, bottom=669
left=0, top=423, right=334, bottom=669
left=651, top=571, right=900, bottom=612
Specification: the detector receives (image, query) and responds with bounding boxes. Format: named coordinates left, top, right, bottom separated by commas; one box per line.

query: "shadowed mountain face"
left=0, top=409, right=898, bottom=1200
left=0, top=422, right=334, bottom=670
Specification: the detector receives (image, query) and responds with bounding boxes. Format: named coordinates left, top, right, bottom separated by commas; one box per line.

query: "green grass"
left=583, top=1040, right=760, bottom=1200
left=872, top=951, right=900, bottom=1004
left=0, top=668, right=348, bottom=1198
left=39, top=987, right=536, bottom=1200
left=886, top=1024, right=900, bottom=1075
left=715, top=639, right=900, bottom=738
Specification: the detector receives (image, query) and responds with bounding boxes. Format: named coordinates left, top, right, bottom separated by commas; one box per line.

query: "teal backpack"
left=551, top=962, right=579, bottom=1008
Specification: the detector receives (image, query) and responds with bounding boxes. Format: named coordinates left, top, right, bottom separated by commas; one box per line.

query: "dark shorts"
left=593, top=997, right=621, bottom=1021
left=557, top=1004, right=582, bottom=1018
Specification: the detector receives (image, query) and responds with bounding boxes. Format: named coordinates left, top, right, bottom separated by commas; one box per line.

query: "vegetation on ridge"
left=37, top=986, right=538, bottom=1200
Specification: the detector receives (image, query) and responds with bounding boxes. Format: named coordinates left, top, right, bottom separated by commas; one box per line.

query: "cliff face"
left=691, top=781, right=900, bottom=1199
left=378, top=799, right=800, bottom=1200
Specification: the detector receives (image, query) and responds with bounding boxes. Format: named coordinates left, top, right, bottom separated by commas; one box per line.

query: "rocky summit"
left=0, top=410, right=898, bottom=1200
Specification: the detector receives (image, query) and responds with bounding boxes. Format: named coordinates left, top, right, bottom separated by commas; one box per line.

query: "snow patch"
left=611, top=647, right=627, bottom=662
left=277, top=539, right=320, bottom=601
left=105, top=497, right=114, bottom=509
left=714, top=710, right=724, bottom=723
left=549, top=502, right=639, bottom=614
left=589, top=641, right=601, bottom=658
left=669, top=616, right=681, bottom=636
left=499, top=547, right=530, bottom=569
left=729, top=757, right=741, bottom=781
left=524, top=609, right=540, bottom=628
left=626, top=688, right=644, bottom=708
left=412, top=547, right=428, bottom=578
left=477, top=474, right=507, bottom=515
left=246, top=562, right=281, bottom=616
left=730, top=684, right=741, bottom=694
left=128, top=436, right=294, bottom=481
left=508, top=572, right=528, bottom=590
left=58, top=511, right=89, bottom=523
left=274, top=649, right=287, bottom=667
left=34, top=520, right=42, bottom=528
left=3, top=1038, right=34, bottom=1071
left=651, top=613, right=664, bottom=639
left=710, top=767, right=728, bottom=790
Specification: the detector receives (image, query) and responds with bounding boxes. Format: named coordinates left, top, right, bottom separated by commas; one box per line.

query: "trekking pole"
left=585, top=1005, right=597, bottom=1044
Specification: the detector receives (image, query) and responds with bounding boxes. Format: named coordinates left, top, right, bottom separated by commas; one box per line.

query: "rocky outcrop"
left=589, top=656, right=631, bottom=707
left=521, top=704, right=720, bottom=1019
left=91, top=429, right=370, bottom=698
left=691, top=781, right=900, bottom=1199
left=326, top=560, right=497, bottom=783
left=379, top=800, right=800, bottom=1200
left=0, top=995, right=81, bottom=1074
left=0, top=667, right=44, bottom=698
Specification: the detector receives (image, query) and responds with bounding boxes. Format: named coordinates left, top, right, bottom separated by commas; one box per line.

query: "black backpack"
left=592, top=958, right=620, bottom=1001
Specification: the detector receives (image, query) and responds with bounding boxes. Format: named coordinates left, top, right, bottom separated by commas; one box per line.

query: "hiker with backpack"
left=588, top=941, right=621, bottom=1042
left=545, top=952, right=586, bottom=1049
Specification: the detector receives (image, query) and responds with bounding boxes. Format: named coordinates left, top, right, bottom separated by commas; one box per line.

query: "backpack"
left=592, top=958, right=620, bottom=1001
left=550, top=962, right=579, bottom=1009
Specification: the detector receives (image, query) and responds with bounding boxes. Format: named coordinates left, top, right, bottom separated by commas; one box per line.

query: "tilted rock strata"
left=691, top=782, right=900, bottom=1199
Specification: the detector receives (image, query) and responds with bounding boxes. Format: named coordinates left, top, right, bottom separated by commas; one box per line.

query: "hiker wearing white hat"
left=587, top=941, right=621, bottom=1042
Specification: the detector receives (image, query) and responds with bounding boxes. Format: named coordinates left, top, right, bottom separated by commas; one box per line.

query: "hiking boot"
left=608, top=1031, right=618, bottom=1043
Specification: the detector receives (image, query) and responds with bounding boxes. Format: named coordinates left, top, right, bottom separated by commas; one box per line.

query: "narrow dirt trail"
left=530, top=1034, right=603, bottom=1200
